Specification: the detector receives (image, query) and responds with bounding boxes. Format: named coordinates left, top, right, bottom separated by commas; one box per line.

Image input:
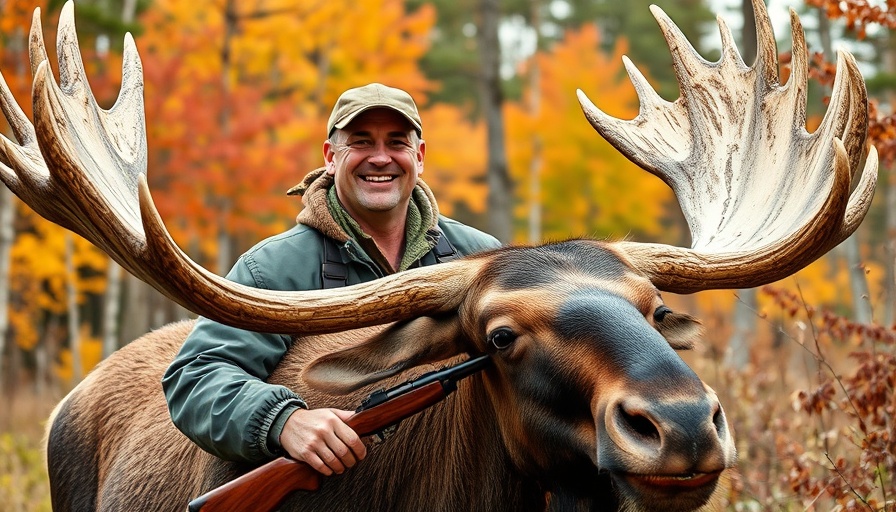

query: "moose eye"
left=653, top=306, right=672, bottom=322
left=488, top=327, right=517, bottom=350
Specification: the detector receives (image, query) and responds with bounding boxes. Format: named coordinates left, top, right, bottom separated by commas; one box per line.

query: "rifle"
left=187, top=354, right=491, bottom=512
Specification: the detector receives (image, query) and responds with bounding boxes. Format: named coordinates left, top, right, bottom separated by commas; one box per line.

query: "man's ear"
left=416, top=139, right=425, bottom=175
left=303, top=314, right=464, bottom=395
left=323, top=139, right=336, bottom=175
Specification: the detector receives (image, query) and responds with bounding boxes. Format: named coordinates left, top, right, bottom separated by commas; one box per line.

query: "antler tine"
left=578, top=0, right=877, bottom=294
left=32, top=2, right=147, bottom=245
left=4, top=1, right=478, bottom=334
left=0, top=7, right=83, bottom=235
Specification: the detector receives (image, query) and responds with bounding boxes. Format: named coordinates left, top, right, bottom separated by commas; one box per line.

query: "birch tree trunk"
left=122, top=0, right=138, bottom=24
left=0, top=24, right=25, bottom=395
left=527, top=0, right=542, bottom=244
left=102, top=261, right=122, bottom=358
left=478, top=0, right=513, bottom=243
left=725, top=0, right=762, bottom=370
left=886, top=169, right=896, bottom=326
left=121, top=273, right=151, bottom=343
left=0, top=187, right=14, bottom=392
left=98, top=0, right=140, bottom=360
left=817, top=10, right=872, bottom=323
left=65, top=233, right=82, bottom=384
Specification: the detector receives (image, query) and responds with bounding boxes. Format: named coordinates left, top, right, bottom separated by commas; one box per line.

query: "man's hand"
left=279, top=408, right=367, bottom=476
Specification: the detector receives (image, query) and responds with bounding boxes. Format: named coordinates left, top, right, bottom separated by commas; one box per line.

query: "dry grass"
left=0, top=386, right=62, bottom=512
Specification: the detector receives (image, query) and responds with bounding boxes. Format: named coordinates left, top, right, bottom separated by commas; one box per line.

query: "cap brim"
left=332, top=105, right=422, bottom=135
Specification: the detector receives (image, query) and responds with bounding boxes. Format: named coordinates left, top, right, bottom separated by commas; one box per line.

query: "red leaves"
left=759, top=285, right=896, bottom=510
left=805, top=0, right=896, bottom=38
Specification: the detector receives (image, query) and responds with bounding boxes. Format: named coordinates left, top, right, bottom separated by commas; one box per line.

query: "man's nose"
left=367, top=143, right=392, bottom=166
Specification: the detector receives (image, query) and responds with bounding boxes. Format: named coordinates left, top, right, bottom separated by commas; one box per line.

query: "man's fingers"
left=281, top=408, right=366, bottom=476
left=317, top=444, right=348, bottom=474
left=332, top=409, right=368, bottom=462
left=302, top=451, right=334, bottom=476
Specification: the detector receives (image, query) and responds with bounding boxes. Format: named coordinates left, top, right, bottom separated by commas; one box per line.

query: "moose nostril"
left=712, top=403, right=726, bottom=437
left=618, top=403, right=661, bottom=442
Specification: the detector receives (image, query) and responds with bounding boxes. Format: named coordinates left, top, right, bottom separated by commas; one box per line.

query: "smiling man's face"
left=324, top=108, right=425, bottom=228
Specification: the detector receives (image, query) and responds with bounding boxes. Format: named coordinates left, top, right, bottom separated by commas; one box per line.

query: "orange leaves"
left=314, top=1, right=436, bottom=107
left=0, top=0, right=46, bottom=36
left=132, top=0, right=438, bottom=269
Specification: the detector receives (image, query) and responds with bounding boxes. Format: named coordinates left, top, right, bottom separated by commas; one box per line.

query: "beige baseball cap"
left=327, top=83, right=422, bottom=137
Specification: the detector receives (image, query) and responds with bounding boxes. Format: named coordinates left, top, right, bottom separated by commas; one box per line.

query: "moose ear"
left=302, top=315, right=464, bottom=395
left=656, top=312, right=703, bottom=350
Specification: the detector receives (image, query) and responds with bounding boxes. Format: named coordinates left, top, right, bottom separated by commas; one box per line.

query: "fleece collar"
left=287, top=168, right=442, bottom=271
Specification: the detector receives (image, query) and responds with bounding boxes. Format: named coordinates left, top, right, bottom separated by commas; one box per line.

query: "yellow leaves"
left=317, top=0, right=435, bottom=104
left=54, top=328, right=103, bottom=383
left=420, top=104, right=488, bottom=215
left=757, top=252, right=886, bottom=317
left=507, top=25, right=673, bottom=243
left=9, top=205, right=108, bottom=319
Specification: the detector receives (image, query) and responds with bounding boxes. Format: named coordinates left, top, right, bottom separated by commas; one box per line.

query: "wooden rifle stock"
left=187, top=355, right=491, bottom=512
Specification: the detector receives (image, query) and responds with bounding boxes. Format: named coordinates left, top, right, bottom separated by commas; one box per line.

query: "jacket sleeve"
left=162, top=256, right=307, bottom=463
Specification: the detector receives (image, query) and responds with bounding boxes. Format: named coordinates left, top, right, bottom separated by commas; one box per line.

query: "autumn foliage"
left=761, top=286, right=894, bottom=511
left=1, top=0, right=896, bottom=510
left=505, top=25, right=673, bottom=243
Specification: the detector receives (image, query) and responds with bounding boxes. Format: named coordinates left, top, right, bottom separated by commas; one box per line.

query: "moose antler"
left=0, top=0, right=877, bottom=334
left=578, top=0, right=877, bottom=293
left=0, top=2, right=481, bottom=334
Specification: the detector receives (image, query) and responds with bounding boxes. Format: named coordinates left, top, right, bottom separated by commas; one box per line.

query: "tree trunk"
left=215, top=0, right=237, bottom=272
left=122, top=0, right=138, bottom=24
left=725, top=288, right=756, bottom=370
left=815, top=7, right=872, bottom=323
left=842, top=235, right=872, bottom=323
left=478, top=0, right=513, bottom=243
left=65, top=233, right=82, bottom=384
left=97, top=0, right=138, bottom=361
left=0, top=23, right=25, bottom=396
left=740, top=0, right=759, bottom=63
left=725, top=0, right=761, bottom=371
left=0, top=187, right=13, bottom=392
left=527, top=0, right=542, bottom=244
left=102, top=261, right=122, bottom=358
left=886, top=166, right=896, bottom=326
left=883, top=33, right=896, bottom=326
left=121, top=273, right=151, bottom=344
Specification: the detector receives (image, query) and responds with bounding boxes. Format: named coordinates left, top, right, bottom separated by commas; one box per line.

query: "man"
left=162, top=83, right=500, bottom=477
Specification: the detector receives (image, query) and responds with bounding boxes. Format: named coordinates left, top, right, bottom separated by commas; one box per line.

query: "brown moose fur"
left=45, top=242, right=734, bottom=512
left=45, top=321, right=729, bottom=512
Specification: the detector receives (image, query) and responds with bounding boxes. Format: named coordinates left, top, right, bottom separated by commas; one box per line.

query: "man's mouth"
left=361, top=175, right=396, bottom=183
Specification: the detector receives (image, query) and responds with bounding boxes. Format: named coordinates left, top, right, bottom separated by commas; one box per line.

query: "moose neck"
left=278, top=373, right=546, bottom=511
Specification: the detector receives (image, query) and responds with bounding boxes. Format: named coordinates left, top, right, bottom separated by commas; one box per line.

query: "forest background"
left=1, top=0, right=895, bottom=510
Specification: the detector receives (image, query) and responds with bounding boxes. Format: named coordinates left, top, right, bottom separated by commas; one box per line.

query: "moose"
left=0, top=0, right=877, bottom=511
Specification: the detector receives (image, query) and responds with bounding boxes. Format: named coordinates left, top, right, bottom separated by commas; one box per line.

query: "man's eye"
left=348, top=140, right=373, bottom=148
left=388, top=140, right=410, bottom=148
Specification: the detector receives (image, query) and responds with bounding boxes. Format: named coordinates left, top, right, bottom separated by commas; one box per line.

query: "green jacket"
left=162, top=170, right=500, bottom=462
